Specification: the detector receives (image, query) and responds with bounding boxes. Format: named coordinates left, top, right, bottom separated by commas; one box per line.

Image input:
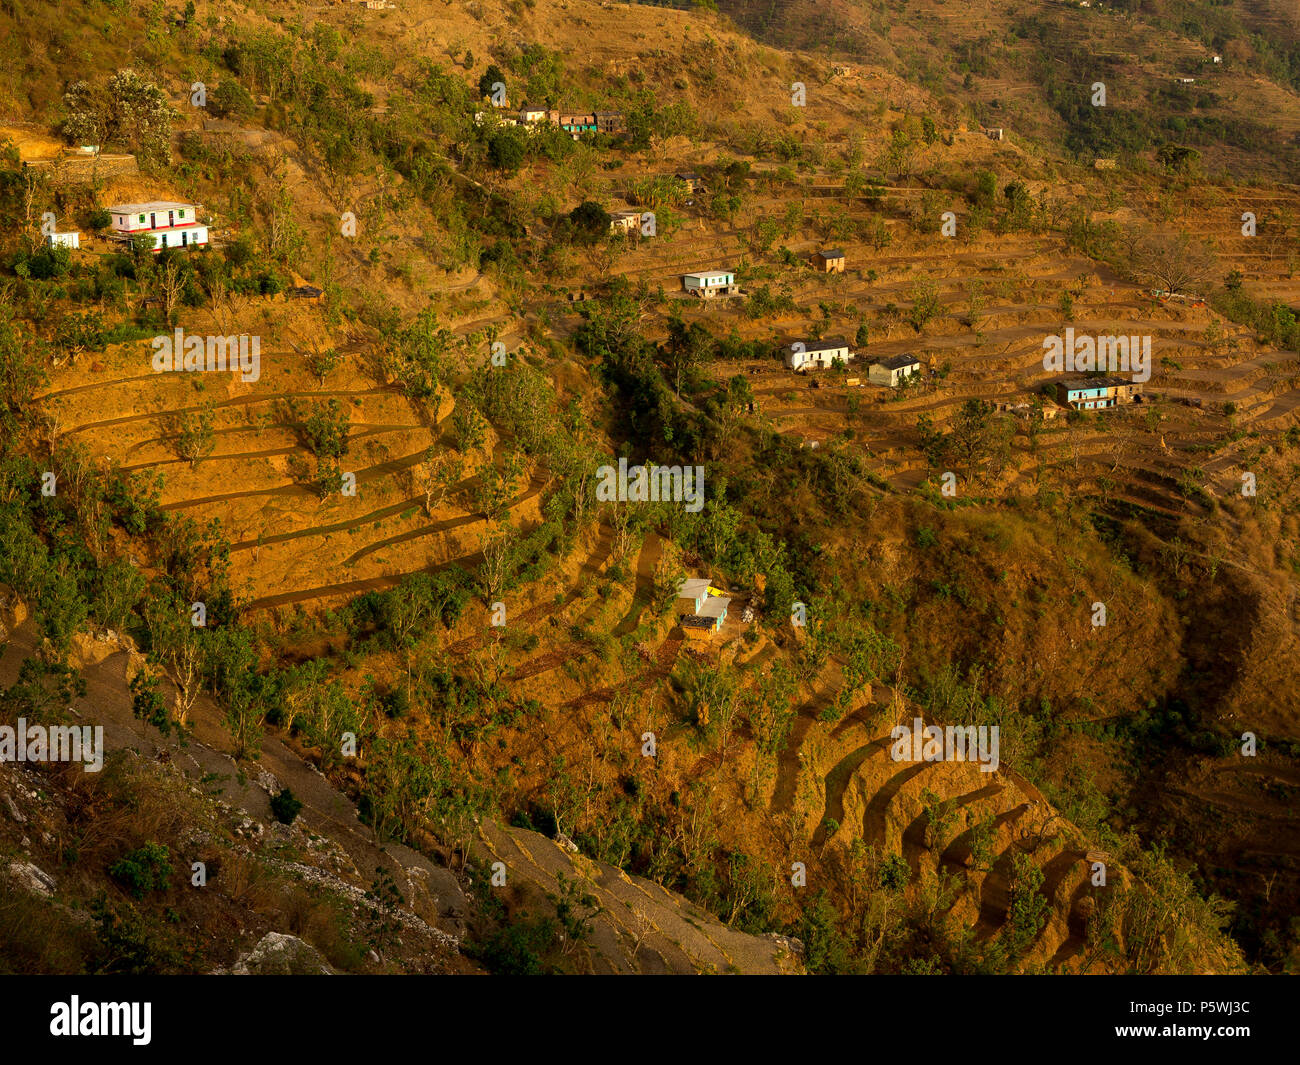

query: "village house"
left=676, top=578, right=731, bottom=638
left=609, top=209, right=642, bottom=235
left=108, top=201, right=208, bottom=251
left=46, top=231, right=80, bottom=250
left=997, top=400, right=1060, bottom=422
left=695, top=592, right=731, bottom=633
left=816, top=248, right=845, bottom=273
left=675, top=172, right=705, bottom=195
left=676, top=578, right=712, bottom=615
left=550, top=110, right=597, bottom=136
left=868, top=354, right=920, bottom=388
left=1094, top=158, right=1117, bottom=170
left=681, top=615, right=718, bottom=644
left=785, top=338, right=853, bottom=371
left=983, top=127, right=1004, bottom=141
left=1055, top=376, right=1144, bottom=411
left=683, top=269, right=738, bottom=298
left=516, top=106, right=617, bottom=137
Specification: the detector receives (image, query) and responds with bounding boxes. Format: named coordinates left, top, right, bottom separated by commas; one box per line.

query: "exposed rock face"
left=224, top=932, right=333, bottom=976
left=474, top=822, right=804, bottom=975
left=6, top=860, right=56, bottom=898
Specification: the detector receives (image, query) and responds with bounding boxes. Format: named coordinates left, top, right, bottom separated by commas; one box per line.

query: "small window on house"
left=138, top=214, right=145, bottom=223
left=178, top=210, right=186, bottom=218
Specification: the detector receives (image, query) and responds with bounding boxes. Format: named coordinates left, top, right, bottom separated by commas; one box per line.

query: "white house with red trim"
left=108, top=201, right=208, bottom=251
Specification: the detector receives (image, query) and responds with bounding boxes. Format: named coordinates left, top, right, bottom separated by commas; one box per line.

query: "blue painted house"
left=1055, top=376, right=1143, bottom=411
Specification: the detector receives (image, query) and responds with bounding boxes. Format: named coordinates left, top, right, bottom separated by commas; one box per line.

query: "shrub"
left=270, top=788, right=304, bottom=825
left=487, top=127, right=526, bottom=172
left=210, top=79, right=255, bottom=118
left=109, top=843, right=173, bottom=900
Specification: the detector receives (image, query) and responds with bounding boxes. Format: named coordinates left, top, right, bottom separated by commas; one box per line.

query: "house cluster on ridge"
left=782, top=340, right=921, bottom=387
left=504, top=106, right=624, bottom=138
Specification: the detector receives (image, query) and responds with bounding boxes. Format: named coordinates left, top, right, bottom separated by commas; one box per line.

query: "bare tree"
left=1126, top=229, right=1217, bottom=296
left=152, top=254, right=188, bottom=323
left=477, top=521, right=516, bottom=603
left=416, top=446, right=462, bottom=516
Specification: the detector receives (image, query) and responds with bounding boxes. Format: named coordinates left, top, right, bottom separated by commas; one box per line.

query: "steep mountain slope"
left=0, top=0, right=1297, bottom=975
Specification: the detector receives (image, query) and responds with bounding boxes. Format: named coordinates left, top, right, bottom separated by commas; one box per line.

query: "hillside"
left=0, top=0, right=1298, bottom=978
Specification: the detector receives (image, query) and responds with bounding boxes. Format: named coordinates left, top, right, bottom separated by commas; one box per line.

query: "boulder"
left=227, top=932, right=333, bottom=975
left=6, top=860, right=56, bottom=898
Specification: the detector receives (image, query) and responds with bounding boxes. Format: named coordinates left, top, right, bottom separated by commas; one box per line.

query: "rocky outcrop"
left=221, top=932, right=333, bottom=976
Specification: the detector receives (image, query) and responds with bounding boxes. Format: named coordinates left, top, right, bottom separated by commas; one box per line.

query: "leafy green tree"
left=473, top=448, right=525, bottom=524
left=487, top=127, right=526, bottom=173
left=1003, top=852, right=1050, bottom=961
left=143, top=592, right=204, bottom=729
left=478, top=65, right=507, bottom=100
left=63, top=70, right=176, bottom=165
left=662, top=313, right=714, bottom=396
left=36, top=560, right=90, bottom=661
left=93, top=558, right=146, bottom=631
left=387, top=311, right=453, bottom=399
left=210, top=79, right=255, bottom=118
left=453, top=399, right=488, bottom=455
left=0, top=312, right=48, bottom=432
left=303, top=399, right=349, bottom=459
left=567, top=200, right=610, bottom=246
left=130, top=669, right=171, bottom=737
left=110, top=843, right=173, bottom=900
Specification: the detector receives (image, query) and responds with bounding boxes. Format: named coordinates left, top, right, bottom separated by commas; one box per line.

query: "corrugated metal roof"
left=1064, top=376, right=1131, bottom=390
left=791, top=337, right=849, bottom=352
left=677, top=578, right=711, bottom=600
left=109, top=201, right=200, bottom=213
left=878, top=354, right=919, bottom=369
left=697, top=596, right=730, bottom=619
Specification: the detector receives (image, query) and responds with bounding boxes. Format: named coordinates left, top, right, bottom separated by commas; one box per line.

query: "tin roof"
left=878, top=354, right=920, bottom=370
left=108, top=201, right=200, bottom=213
left=697, top=596, right=731, bottom=619
left=1063, top=376, right=1132, bottom=390
left=791, top=337, right=849, bottom=352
